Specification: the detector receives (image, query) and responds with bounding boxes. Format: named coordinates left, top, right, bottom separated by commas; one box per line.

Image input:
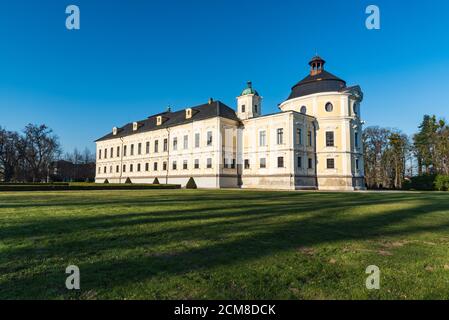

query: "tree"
left=0, top=127, right=21, bottom=182
left=21, top=124, right=61, bottom=182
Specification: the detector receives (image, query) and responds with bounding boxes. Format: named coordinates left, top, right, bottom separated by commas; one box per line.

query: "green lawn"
left=1, top=189, right=449, bottom=299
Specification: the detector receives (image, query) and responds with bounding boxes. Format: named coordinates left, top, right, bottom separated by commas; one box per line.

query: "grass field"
left=1, top=189, right=449, bottom=300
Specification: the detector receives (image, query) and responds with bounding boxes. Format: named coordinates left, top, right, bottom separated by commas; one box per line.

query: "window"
left=116, top=165, right=119, bottom=173
left=207, top=131, right=213, bottom=146
left=326, top=131, right=335, bottom=147
left=241, top=105, right=245, bottom=113
left=104, top=149, right=107, bottom=159
left=356, top=158, right=360, bottom=170
left=138, top=143, right=142, bottom=155
left=231, top=159, right=236, bottom=169
left=154, top=140, right=159, bottom=153
left=297, top=157, right=302, bottom=168
left=183, top=135, right=188, bottom=149
left=260, top=158, right=266, bottom=168
left=137, top=163, right=141, bottom=172
left=308, top=131, right=312, bottom=146
left=325, top=102, right=333, bottom=112
left=277, top=157, right=284, bottom=168
left=146, top=141, right=150, bottom=154
left=130, top=164, right=133, bottom=172
left=145, top=163, right=149, bottom=171
left=117, top=146, right=120, bottom=157
left=110, top=147, right=113, bottom=159
left=172, top=161, right=177, bottom=170
left=244, top=159, right=250, bottom=169
left=163, top=162, right=167, bottom=171
left=353, top=103, right=359, bottom=115
left=277, top=128, right=284, bottom=145
left=183, top=160, right=188, bottom=170
left=300, top=106, right=307, bottom=114
left=327, top=159, right=335, bottom=169
left=104, top=166, right=106, bottom=173
left=173, top=137, right=177, bottom=151
left=110, top=166, right=112, bottom=173
left=207, top=158, right=212, bottom=168
left=194, top=159, right=199, bottom=169
left=254, top=105, right=258, bottom=113
left=98, top=167, right=100, bottom=174
left=195, top=133, right=200, bottom=148
left=124, top=145, right=127, bottom=157
left=130, top=144, right=134, bottom=156
left=308, top=158, right=313, bottom=169
left=296, top=128, right=302, bottom=145
left=123, top=164, right=126, bottom=173
left=99, top=149, right=102, bottom=159
left=355, top=132, right=359, bottom=148
left=153, top=162, right=158, bottom=171
left=259, top=130, right=266, bottom=147
left=163, top=138, right=168, bottom=152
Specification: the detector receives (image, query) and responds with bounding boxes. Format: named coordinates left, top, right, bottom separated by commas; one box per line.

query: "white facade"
left=95, top=57, right=365, bottom=190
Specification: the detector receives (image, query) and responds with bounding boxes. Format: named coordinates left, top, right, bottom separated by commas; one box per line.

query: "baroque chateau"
left=95, top=56, right=365, bottom=190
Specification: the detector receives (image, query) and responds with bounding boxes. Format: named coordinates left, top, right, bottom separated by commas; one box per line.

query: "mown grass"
left=0, top=189, right=449, bottom=300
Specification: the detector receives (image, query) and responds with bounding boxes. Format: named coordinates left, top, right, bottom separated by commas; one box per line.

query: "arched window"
left=325, top=102, right=333, bottom=112
left=300, top=106, right=307, bottom=114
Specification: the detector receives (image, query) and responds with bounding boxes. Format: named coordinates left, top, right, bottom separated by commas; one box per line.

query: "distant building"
left=50, top=160, right=95, bottom=182
left=95, top=57, right=365, bottom=190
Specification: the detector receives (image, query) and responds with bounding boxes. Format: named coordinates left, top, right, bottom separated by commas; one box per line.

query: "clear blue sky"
left=1, top=0, right=448, bottom=153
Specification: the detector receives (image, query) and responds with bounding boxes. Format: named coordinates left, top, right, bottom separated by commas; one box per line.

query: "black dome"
left=286, top=57, right=347, bottom=101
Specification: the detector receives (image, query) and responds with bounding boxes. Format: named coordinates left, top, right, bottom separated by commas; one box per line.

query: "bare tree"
left=0, top=127, right=21, bottom=182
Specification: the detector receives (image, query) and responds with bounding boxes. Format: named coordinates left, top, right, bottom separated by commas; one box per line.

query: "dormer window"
left=186, top=108, right=192, bottom=119
left=157, top=116, right=162, bottom=126
left=241, top=105, right=245, bottom=113
left=133, top=122, right=139, bottom=131
left=112, top=127, right=118, bottom=135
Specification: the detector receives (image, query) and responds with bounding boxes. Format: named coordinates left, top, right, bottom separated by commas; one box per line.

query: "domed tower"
left=236, top=81, right=262, bottom=120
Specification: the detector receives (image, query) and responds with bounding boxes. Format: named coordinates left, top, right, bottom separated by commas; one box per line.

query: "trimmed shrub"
left=406, top=175, right=437, bottom=191
left=104, top=179, right=109, bottom=184
left=153, top=177, right=160, bottom=185
left=435, top=175, right=449, bottom=191
left=125, top=177, right=132, bottom=184
left=186, top=177, right=197, bottom=189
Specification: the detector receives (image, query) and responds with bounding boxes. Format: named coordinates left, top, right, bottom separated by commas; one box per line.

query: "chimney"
left=208, top=97, right=214, bottom=105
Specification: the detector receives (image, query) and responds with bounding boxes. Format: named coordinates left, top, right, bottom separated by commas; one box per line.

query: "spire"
left=309, top=55, right=326, bottom=76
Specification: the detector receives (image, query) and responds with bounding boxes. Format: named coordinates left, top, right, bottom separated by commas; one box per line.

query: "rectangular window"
left=104, top=148, right=107, bottom=159
left=259, top=130, right=266, bottom=147
left=146, top=141, right=150, bottom=154
left=163, top=138, right=168, bottom=152
left=98, top=166, right=100, bottom=174
left=183, top=135, right=188, bottom=149
left=194, top=159, right=199, bottom=169
left=297, top=156, right=302, bottom=168
left=110, top=147, right=114, bottom=158
left=260, top=158, right=266, bottom=169
left=130, top=144, right=134, bottom=156
left=355, top=132, right=359, bottom=148
left=116, top=165, right=119, bottom=173
left=123, top=164, right=126, bottom=173
left=124, top=145, right=127, bottom=157
left=99, top=149, right=102, bottom=159
left=138, top=143, right=142, bottom=155
left=104, top=166, right=106, bottom=173
left=145, top=163, right=149, bottom=171
left=241, top=104, right=245, bottom=113
left=296, top=128, right=302, bottom=145
left=117, top=146, right=120, bottom=158
left=207, top=158, right=212, bottom=169
left=356, top=158, right=360, bottom=170
left=207, top=131, right=213, bottom=146
left=137, top=163, right=141, bottom=172
left=277, top=157, right=284, bottom=168
left=277, top=128, right=283, bottom=145
left=326, top=131, right=335, bottom=147
left=173, top=137, right=177, bottom=151
left=172, top=161, right=177, bottom=170
left=110, top=166, right=112, bottom=173
left=183, top=160, right=188, bottom=170
left=231, top=159, right=236, bottom=169
left=130, top=164, right=134, bottom=172
left=154, top=140, right=159, bottom=153
left=244, top=159, right=250, bottom=169
left=308, top=158, right=313, bottom=169
left=153, top=162, right=158, bottom=171
left=163, top=162, right=167, bottom=171
left=327, top=158, right=335, bottom=169
left=308, top=131, right=312, bottom=146
left=195, top=133, right=200, bottom=148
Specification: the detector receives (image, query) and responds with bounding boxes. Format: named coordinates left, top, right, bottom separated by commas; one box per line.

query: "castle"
left=95, top=56, right=365, bottom=190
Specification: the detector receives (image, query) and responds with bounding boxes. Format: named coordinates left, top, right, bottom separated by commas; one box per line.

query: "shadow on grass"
left=1, top=190, right=449, bottom=299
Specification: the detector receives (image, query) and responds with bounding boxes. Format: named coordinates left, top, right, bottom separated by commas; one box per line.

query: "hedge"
left=435, top=175, right=449, bottom=191
left=0, top=183, right=181, bottom=192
